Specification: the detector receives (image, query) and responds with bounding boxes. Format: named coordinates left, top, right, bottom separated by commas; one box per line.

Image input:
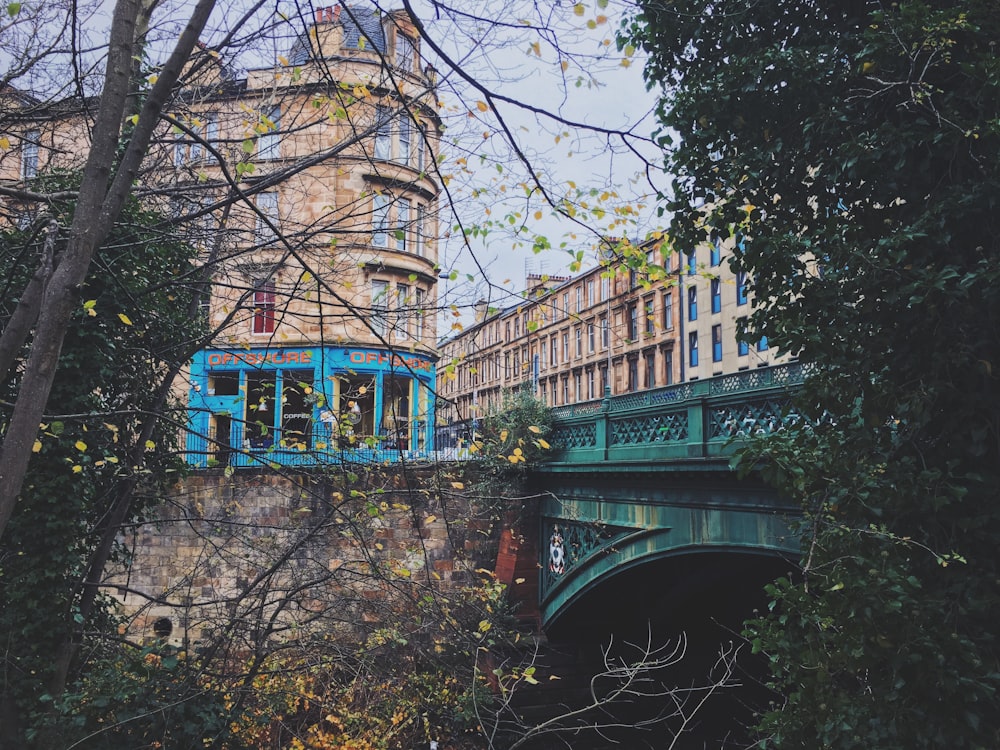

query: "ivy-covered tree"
left=0, top=186, right=207, bottom=742
left=623, top=1, right=1000, bottom=747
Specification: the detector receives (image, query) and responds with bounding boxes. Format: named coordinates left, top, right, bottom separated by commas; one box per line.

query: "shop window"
left=208, top=371, right=239, bottom=396
left=280, top=370, right=314, bottom=450
left=246, top=372, right=277, bottom=448
left=338, top=375, right=376, bottom=445
left=383, top=375, right=412, bottom=451
left=209, top=413, right=232, bottom=466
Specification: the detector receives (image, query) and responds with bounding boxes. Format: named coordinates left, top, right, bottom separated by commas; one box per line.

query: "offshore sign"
left=206, top=350, right=312, bottom=366
left=203, top=347, right=433, bottom=373
left=347, top=350, right=433, bottom=372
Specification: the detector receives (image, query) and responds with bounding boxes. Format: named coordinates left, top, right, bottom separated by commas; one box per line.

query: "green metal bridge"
left=533, top=362, right=808, bottom=630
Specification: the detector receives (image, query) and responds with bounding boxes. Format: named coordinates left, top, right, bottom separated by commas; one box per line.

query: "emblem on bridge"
left=548, top=526, right=566, bottom=575
left=541, top=519, right=634, bottom=600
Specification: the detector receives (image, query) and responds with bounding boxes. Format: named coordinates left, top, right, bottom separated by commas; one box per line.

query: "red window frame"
left=252, top=280, right=276, bottom=334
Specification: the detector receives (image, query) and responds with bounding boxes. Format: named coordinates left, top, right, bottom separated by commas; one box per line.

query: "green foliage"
left=472, top=387, right=553, bottom=495
left=43, top=575, right=518, bottom=750
left=43, top=645, right=239, bottom=750
left=625, top=1, right=1000, bottom=747
left=0, top=173, right=207, bottom=740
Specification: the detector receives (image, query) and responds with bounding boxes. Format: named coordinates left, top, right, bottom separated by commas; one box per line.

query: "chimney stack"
left=314, top=5, right=340, bottom=24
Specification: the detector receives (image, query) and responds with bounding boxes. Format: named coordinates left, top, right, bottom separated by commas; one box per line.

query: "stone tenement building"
left=1, top=4, right=442, bottom=466
left=437, top=241, right=786, bottom=430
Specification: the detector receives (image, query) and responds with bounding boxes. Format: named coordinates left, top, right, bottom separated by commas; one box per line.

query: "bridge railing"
left=547, top=362, right=808, bottom=465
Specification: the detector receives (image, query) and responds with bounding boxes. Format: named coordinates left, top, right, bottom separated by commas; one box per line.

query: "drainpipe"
left=677, top=262, right=686, bottom=383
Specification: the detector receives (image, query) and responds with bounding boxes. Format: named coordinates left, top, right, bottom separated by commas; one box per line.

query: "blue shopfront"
left=185, top=346, right=436, bottom=467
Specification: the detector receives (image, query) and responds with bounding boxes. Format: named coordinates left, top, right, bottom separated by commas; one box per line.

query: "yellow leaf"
left=144, top=440, right=156, bottom=451
left=528, top=425, right=541, bottom=434
left=560, top=60, right=569, bottom=72
left=530, top=41, right=541, bottom=57
left=0, top=136, right=10, bottom=150
left=451, top=481, right=465, bottom=490
left=573, top=3, right=585, bottom=16
left=424, top=514, right=437, bottom=524
left=72, top=465, right=83, bottom=473
left=515, top=577, right=525, bottom=584
left=537, top=439, right=551, bottom=449
left=475, top=100, right=488, bottom=112
left=118, top=313, right=133, bottom=326
left=74, top=440, right=87, bottom=452
left=32, top=440, right=42, bottom=453
left=500, top=429, right=509, bottom=442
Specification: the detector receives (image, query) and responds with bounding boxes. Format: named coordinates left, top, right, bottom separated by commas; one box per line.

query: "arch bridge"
left=532, top=363, right=807, bottom=630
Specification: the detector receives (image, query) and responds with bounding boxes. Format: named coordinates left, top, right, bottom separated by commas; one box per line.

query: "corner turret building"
left=2, top=5, right=443, bottom=466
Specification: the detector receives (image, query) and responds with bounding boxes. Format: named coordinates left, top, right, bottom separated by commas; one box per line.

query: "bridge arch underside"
left=535, top=469, right=801, bottom=632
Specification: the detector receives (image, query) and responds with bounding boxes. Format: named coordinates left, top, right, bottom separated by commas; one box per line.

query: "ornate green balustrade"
left=546, top=362, right=807, bottom=466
